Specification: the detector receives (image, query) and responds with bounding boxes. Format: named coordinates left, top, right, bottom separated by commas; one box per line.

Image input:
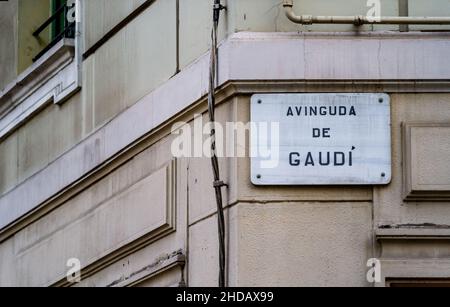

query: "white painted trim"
left=224, top=31, right=450, bottom=81
left=1, top=31, right=449, bottom=232
left=377, top=228, right=450, bottom=238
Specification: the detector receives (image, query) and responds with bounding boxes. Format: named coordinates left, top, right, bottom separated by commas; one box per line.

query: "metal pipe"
left=283, top=0, right=450, bottom=26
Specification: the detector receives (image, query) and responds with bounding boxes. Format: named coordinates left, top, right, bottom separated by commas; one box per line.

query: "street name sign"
left=251, top=93, right=392, bottom=185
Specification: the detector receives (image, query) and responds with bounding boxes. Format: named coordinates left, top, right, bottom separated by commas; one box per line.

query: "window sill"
left=0, top=38, right=80, bottom=141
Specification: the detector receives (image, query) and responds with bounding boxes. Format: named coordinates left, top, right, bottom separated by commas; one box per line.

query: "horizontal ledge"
left=404, top=194, right=450, bottom=202
left=377, top=227, right=450, bottom=239
left=111, top=252, right=186, bottom=288
left=0, top=38, right=75, bottom=106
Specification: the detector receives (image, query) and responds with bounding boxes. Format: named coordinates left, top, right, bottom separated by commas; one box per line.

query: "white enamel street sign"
left=251, top=93, right=392, bottom=185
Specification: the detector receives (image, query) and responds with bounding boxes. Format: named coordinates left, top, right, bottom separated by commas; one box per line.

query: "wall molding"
left=377, top=259, right=450, bottom=287
left=105, top=250, right=185, bottom=288
left=376, top=228, right=450, bottom=286
left=402, top=122, right=450, bottom=201
left=377, top=227, right=450, bottom=240
left=49, top=160, right=177, bottom=287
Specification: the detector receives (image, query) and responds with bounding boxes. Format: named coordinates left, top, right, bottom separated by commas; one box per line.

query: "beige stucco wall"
left=0, top=0, right=18, bottom=91
left=0, top=93, right=82, bottom=195
left=17, top=0, right=51, bottom=74
left=83, top=0, right=147, bottom=52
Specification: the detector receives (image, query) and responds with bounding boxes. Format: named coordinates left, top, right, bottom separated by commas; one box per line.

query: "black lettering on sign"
left=312, top=128, right=331, bottom=138
left=319, top=152, right=330, bottom=166
left=334, top=152, right=345, bottom=166
left=287, top=107, right=294, bottom=117
left=286, top=106, right=357, bottom=117
left=288, top=147, right=356, bottom=168
left=313, top=128, right=320, bottom=138
left=289, top=152, right=301, bottom=166
left=349, top=146, right=356, bottom=166
left=305, top=153, right=315, bottom=166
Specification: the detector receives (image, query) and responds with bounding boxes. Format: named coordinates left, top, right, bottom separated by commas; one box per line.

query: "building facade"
left=0, top=0, right=450, bottom=287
